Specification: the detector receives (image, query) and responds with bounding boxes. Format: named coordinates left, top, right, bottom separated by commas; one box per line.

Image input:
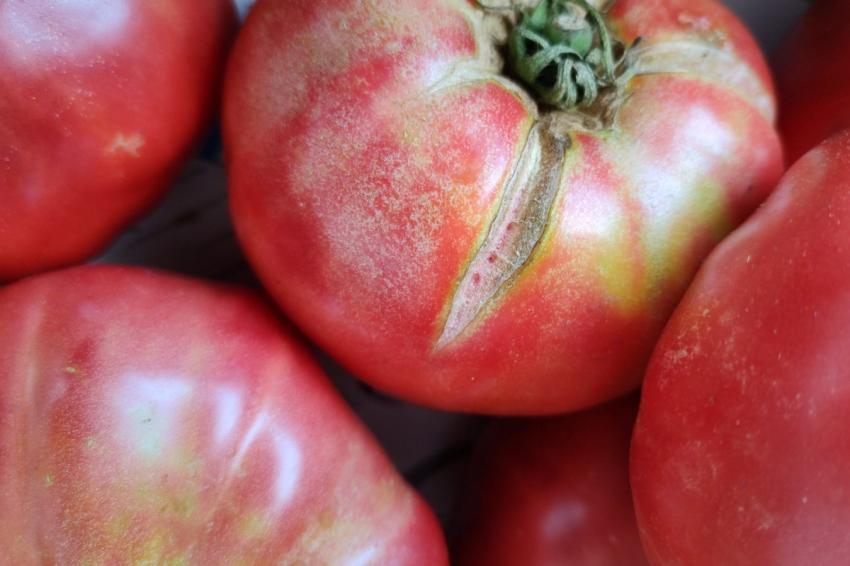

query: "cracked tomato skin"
left=453, top=395, right=648, bottom=566
left=776, top=0, right=850, bottom=163
left=0, top=266, right=447, bottom=565
left=224, top=0, right=783, bottom=414
left=631, top=132, right=850, bottom=565
left=0, top=1, right=235, bottom=281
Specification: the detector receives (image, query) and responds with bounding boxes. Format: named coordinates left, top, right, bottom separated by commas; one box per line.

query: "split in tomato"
left=225, top=0, right=782, bottom=413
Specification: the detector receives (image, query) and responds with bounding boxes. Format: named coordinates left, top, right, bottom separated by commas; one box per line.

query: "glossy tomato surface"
left=776, top=0, right=850, bottom=162
left=0, top=266, right=447, bottom=564
left=454, top=396, right=647, bottom=566
left=0, top=1, right=235, bottom=281
left=632, top=132, right=850, bottom=565
left=225, top=0, right=782, bottom=414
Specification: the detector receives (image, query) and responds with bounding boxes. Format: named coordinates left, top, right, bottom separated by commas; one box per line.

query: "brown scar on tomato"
left=432, top=2, right=775, bottom=351
left=435, top=120, right=568, bottom=350
left=630, top=40, right=775, bottom=122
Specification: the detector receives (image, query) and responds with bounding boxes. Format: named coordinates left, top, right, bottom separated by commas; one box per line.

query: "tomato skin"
left=225, top=0, right=782, bottom=414
left=453, top=396, right=648, bottom=566
left=0, top=1, right=236, bottom=282
left=776, top=0, right=850, bottom=163
left=631, top=132, right=850, bottom=565
left=0, top=266, right=447, bottom=564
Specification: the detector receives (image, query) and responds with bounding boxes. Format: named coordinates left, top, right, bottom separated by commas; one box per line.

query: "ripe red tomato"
left=224, top=0, right=782, bottom=414
left=454, top=396, right=647, bottom=566
left=0, top=266, right=447, bottom=564
left=631, top=131, right=850, bottom=565
left=0, top=1, right=235, bottom=281
left=776, top=0, right=850, bottom=163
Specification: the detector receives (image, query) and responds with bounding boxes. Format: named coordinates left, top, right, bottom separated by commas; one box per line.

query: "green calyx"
left=506, top=0, right=624, bottom=110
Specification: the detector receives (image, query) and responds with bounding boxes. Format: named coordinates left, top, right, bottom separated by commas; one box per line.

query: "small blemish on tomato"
left=105, top=133, right=145, bottom=157
left=472, top=272, right=481, bottom=285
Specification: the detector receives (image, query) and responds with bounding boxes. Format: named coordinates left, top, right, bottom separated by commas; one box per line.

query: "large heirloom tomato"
left=225, top=0, right=782, bottom=414
left=776, top=0, right=850, bottom=163
left=0, top=266, right=447, bottom=564
left=631, top=132, right=850, bottom=565
left=453, top=396, right=647, bottom=565
left=0, top=1, right=235, bottom=281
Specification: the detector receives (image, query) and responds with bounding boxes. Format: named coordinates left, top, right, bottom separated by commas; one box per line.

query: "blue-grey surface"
left=726, top=0, right=807, bottom=53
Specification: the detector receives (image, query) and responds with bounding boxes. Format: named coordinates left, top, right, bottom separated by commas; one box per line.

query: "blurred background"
left=98, top=0, right=808, bottom=528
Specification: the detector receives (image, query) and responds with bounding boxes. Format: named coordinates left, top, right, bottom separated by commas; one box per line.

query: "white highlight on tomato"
left=682, top=106, right=737, bottom=159
left=233, top=0, right=256, bottom=21
left=45, top=376, right=70, bottom=410
left=268, top=425, right=302, bottom=511
left=116, top=372, right=194, bottom=460
left=0, top=0, right=130, bottom=63
left=562, top=185, right=624, bottom=239
left=542, top=501, right=588, bottom=540
left=631, top=104, right=737, bottom=274
left=231, top=410, right=302, bottom=512
left=212, top=385, right=243, bottom=446
left=345, top=545, right=379, bottom=566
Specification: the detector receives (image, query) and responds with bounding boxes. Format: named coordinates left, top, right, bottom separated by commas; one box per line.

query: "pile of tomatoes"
left=2, top=0, right=848, bottom=563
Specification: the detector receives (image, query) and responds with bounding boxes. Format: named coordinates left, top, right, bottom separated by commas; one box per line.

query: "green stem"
left=575, top=0, right=615, bottom=80
left=496, top=0, right=624, bottom=110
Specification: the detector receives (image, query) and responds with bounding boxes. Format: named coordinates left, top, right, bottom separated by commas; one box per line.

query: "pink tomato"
left=454, top=396, right=648, bottom=565
left=0, top=266, right=447, bottom=564
left=632, top=131, right=850, bottom=565
left=0, top=1, right=235, bottom=281
left=225, top=0, right=782, bottom=413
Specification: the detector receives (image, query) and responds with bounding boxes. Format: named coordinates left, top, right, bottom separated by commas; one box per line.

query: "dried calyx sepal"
left=479, top=0, right=639, bottom=111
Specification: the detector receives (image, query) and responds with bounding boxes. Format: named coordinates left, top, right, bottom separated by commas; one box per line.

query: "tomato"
left=776, top=0, right=850, bottom=163
left=0, top=266, right=447, bottom=564
left=0, top=1, right=236, bottom=281
left=631, top=131, right=850, bottom=565
left=224, top=0, right=782, bottom=414
left=453, top=396, right=647, bottom=566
